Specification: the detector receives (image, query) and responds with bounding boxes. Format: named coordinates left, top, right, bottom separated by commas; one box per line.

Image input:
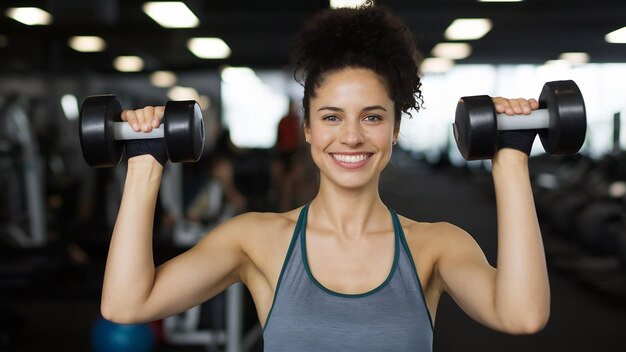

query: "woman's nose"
left=339, top=120, right=365, bottom=147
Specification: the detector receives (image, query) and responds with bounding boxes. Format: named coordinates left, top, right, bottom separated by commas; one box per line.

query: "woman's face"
left=305, top=68, right=398, bottom=190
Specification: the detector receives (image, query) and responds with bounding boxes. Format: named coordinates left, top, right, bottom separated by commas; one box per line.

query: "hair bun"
left=292, top=5, right=424, bottom=119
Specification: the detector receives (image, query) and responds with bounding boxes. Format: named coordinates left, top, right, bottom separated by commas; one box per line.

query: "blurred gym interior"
left=1, top=0, right=625, bottom=351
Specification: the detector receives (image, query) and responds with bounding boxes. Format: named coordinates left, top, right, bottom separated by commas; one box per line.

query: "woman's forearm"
left=101, top=156, right=163, bottom=322
left=491, top=149, right=550, bottom=333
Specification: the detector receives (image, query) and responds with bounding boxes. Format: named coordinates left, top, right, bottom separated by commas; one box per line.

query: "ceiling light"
left=61, top=94, right=79, bottom=121
left=220, top=66, right=259, bottom=85
left=421, top=58, right=454, bottom=74
left=143, top=2, right=199, bottom=28
left=150, top=71, right=177, bottom=88
left=6, top=7, right=52, bottom=26
left=605, top=26, right=626, bottom=43
left=113, top=56, right=144, bottom=72
left=68, top=36, right=106, bottom=52
left=329, top=0, right=368, bottom=8
left=544, top=59, right=569, bottom=65
left=0, top=34, right=8, bottom=48
left=445, top=19, right=492, bottom=40
left=188, top=38, right=231, bottom=59
left=431, top=43, right=472, bottom=60
left=559, top=52, right=589, bottom=65
left=168, top=86, right=200, bottom=101
left=542, top=59, right=571, bottom=70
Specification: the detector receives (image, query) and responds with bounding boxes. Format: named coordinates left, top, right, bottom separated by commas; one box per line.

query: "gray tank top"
left=263, top=204, right=433, bottom=352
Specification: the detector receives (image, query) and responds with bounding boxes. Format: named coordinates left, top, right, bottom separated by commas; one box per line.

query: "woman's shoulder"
left=395, top=214, right=471, bottom=248
left=217, top=207, right=303, bottom=245
left=226, top=208, right=303, bottom=273
left=231, top=207, right=301, bottom=229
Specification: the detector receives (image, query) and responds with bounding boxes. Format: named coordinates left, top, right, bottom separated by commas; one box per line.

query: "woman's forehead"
left=311, top=68, right=393, bottom=106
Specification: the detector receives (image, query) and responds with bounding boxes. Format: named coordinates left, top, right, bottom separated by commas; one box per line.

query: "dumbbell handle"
left=497, top=108, right=549, bottom=131
left=113, top=122, right=164, bottom=140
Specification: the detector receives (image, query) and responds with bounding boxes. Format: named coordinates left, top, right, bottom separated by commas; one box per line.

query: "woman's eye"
left=324, top=115, right=339, bottom=122
left=364, top=115, right=381, bottom=122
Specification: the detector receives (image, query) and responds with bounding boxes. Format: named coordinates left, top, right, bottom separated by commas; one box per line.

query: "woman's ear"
left=304, top=123, right=311, bottom=143
left=393, top=121, right=400, bottom=142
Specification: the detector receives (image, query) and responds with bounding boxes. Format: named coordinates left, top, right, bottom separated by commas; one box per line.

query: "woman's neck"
left=309, top=179, right=390, bottom=239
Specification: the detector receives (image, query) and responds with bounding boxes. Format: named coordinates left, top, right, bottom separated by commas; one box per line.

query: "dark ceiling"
left=0, top=0, right=625, bottom=75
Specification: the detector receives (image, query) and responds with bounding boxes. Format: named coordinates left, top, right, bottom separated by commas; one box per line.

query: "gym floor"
left=2, top=156, right=626, bottom=352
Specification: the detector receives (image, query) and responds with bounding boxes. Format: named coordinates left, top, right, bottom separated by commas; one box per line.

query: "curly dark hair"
left=291, top=3, right=424, bottom=126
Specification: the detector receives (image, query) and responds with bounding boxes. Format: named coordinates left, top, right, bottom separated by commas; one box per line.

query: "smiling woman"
left=305, top=68, right=397, bottom=188
left=100, top=2, right=550, bottom=352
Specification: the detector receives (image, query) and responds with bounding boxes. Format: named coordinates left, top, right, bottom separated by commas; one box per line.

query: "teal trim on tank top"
left=262, top=206, right=306, bottom=333
left=301, top=204, right=400, bottom=298
left=391, top=208, right=435, bottom=330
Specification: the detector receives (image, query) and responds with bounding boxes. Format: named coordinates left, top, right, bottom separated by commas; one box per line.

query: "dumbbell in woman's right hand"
left=79, top=95, right=205, bottom=168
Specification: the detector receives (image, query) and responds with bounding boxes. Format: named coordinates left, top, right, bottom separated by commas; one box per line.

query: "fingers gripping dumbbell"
left=453, top=80, right=587, bottom=160
left=79, top=94, right=205, bottom=167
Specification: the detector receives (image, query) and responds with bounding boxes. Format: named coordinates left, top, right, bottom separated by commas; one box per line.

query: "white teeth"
left=332, top=154, right=369, bottom=163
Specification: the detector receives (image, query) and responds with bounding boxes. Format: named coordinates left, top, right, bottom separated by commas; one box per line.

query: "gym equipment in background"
left=0, top=100, right=46, bottom=248
left=159, top=163, right=255, bottom=352
left=92, top=316, right=156, bottom=352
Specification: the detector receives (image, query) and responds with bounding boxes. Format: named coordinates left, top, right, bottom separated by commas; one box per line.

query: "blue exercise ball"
left=92, top=316, right=156, bottom=352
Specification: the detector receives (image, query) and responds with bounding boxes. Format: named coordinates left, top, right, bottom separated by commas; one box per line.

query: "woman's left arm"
left=489, top=148, right=550, bottom=333
left=435, top=97, right=550, bottom=334
left=489, top=97, right=550, bottom=332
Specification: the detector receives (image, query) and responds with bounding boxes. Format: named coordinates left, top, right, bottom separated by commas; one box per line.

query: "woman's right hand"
left=121, top=106, right=165, bottom=133
left=121, top=106, right=168, bottom=166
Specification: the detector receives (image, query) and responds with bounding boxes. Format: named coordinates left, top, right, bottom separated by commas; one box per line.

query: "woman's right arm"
left=101, top=108, right=247, bottom=324
left=101, top=155, right=163, bottom=323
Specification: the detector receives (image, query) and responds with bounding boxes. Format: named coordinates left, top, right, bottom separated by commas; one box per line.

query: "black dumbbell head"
left=164, top=101, right=205, bottom=163
left=454, top=95, right=498, bottom=160
left=538, top=80, right=587, bottom=155
left=79, top=95, right=124, bottom=167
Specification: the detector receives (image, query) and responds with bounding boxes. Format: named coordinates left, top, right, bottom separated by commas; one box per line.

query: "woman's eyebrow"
left=317, top=106, right=342, bottom=112
left=362, top=105, right=387, bottom=112
left=317, top=105, right=387, bottom=112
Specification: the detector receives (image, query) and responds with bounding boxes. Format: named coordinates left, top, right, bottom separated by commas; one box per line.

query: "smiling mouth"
left=330, top=153, right=373, bottom=163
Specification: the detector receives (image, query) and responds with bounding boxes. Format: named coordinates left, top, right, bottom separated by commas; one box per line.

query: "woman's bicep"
left=136, top=215, right=249, bottom=322
left=436, top=225, right=502, bottom=330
